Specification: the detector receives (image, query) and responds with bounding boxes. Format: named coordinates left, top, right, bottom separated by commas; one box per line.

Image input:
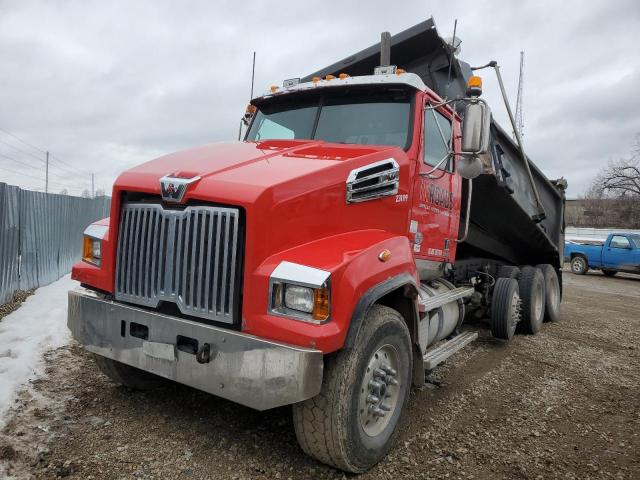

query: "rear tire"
left=491, top=278, right=520, bottom=341
left=93, top=354, right=164, bottom=390
left=293, top=305, right=412, bottom=473
left=517, top=266, right=546, bottom=334
left=602, top=269, right=617, bottom=277
left=536, top=264, right=561, bottom=322
left=497, top=265, right=520, bottom=280
left=570, top=256, right=588, bottom=275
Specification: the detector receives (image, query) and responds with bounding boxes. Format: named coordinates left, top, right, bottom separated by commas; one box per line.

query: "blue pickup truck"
left=565, top=233, right=640, bottom=276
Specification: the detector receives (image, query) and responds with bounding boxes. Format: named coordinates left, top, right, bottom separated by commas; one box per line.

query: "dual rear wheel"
left=492, top=263, right=560, bottom=340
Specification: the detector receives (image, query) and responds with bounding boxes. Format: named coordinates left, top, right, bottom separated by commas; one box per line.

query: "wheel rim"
left=548, top=274, right=559, bottom=311
left=533, top=280, right=544, bottom=320
left=358, top=344, right=401, bottom=437
left=572, top=258, right=584, bottom=273
left=509, top=290, right=522, bottom=332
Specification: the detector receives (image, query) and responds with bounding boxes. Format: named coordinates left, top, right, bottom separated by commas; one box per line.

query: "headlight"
left=269, top=261, right=331, bottom=324
left=284, top=285, right=314, bottom=313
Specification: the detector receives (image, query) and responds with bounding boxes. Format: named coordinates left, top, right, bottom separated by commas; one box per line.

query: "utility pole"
left=515, top=51, right=525, bottom=142
left=45, top=151, right=49, bottom=193
left=91, top=173, right=95, bottom=198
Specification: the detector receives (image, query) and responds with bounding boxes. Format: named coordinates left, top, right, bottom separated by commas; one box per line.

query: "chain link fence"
left=0, top=182, right=111, bottom=304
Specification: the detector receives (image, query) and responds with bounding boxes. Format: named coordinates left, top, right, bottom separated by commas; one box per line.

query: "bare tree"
left=598, top=135, right=640, bottom=197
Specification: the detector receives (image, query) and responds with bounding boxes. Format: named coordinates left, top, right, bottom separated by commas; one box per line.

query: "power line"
left=0, top=151, right=75, bottom=181
left=0, top=127, right=47, bottom=154
left=0, top=127, right=92, bottom=176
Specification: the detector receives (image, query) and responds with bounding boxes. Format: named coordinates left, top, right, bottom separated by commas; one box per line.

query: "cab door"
left=603, top=235, right=635, bottom=269
left=410, top=97, right=462, bottom=279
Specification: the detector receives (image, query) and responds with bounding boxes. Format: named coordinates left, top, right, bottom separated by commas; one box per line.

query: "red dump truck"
left=68, top=18, right=566, bottom=472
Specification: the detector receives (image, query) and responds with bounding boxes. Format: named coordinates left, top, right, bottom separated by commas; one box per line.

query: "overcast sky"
left=0, top=0, right=638, bottom=197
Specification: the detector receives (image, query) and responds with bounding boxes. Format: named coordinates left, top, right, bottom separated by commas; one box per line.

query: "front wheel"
left=293, top=305, right=412, bottom=473
left=93, top=354, right=165, bottom=390
left=570, top=256, right=588, bottom=275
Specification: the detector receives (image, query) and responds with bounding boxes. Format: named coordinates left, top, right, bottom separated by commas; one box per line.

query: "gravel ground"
left=0, top=289, right=36, bottom=321
left=1, top=269, right=638, bottom=479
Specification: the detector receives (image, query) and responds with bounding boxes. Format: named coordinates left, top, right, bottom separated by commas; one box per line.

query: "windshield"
left=246, top=89, right=413, bottom=149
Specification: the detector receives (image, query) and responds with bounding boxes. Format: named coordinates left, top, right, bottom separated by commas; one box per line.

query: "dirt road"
left=1, top=270, right=638, bottom=479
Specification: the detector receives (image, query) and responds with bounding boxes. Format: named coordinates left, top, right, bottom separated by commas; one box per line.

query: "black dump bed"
left=303, top=18, right=566, bottom=268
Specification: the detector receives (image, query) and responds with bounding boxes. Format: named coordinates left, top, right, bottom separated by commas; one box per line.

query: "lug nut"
left=385, top=376, right=398, bottom=386
left=381, top=365, right=397, bottom=377
left=380, top=403, right=391, bottom=412
left=368, top=380, right=384, bottom=396
left=369, top=406, right=386, bottom=418
left=366, top=394, right=380, bottom=404
left=373, top=368, right=387, bottom=378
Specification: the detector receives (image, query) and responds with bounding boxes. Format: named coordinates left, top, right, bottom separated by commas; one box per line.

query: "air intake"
left=346, top=158, right=400, bottom=203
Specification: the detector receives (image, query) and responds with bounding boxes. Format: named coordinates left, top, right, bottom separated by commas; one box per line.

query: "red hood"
left=115, top=139, right=401, bottom=205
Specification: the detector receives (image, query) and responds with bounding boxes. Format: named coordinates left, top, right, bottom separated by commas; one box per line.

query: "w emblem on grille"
left=159, top=175, right=201, bottom=203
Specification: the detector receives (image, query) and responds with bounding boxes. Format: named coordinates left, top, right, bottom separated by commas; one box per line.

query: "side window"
left=424, top=107, right=453, bottom=171
left=610, top=235, right=631, bottom=249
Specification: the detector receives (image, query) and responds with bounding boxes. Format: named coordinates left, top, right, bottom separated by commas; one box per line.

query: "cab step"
left=418, top=286, right=474, bottom=313
left=422, top=331, right=478, bottom=370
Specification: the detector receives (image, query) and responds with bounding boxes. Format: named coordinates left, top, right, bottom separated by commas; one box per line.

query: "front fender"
left=243, top=230, right=418, bottom=353
left=71, top=217, right=112, bottom=292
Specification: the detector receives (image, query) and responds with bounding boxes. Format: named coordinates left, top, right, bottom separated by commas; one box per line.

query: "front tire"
left=570, top=256, right=588, bottom=275
left=93, top=354, right=165, bottom=390
left=293, top=305, right=412, bottom=473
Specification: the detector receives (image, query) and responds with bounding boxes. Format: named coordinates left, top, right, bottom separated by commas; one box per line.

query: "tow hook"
left=196, top=343, right=212, bottom=364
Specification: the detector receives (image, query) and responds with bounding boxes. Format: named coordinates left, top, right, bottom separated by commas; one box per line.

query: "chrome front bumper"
left=67, top=288, right=323, bottom=410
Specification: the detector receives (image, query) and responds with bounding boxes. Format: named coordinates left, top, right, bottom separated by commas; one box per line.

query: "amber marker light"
left=338, top=73, right=349, bottom=79
left=396, top=68, right=406, bottom=75
left=312, top=287, right=330, bottom=321
left=378, top=249, right=392, bottom=262
left=270, top=85, right=279, bottom=93
left=325, top=74, right=335, bottom=81
left=466, top=75, right=483, bottom=96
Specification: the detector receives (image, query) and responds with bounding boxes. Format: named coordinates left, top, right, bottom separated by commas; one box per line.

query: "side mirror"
left=461, top=100, right=491, bottom=155
left=458, top=100, right=491, bottom=179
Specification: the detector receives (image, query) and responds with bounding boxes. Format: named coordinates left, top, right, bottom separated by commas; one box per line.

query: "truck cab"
left=566, top=233, right=640, bottom=276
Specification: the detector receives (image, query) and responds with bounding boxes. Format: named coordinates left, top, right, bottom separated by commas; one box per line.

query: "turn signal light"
left=312, top=287, right=330, bottom=321
left=378, top=249, right=392, bottom=262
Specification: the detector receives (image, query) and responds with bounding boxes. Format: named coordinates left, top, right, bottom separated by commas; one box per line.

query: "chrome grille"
left=115, top=203, right=241, bottom=323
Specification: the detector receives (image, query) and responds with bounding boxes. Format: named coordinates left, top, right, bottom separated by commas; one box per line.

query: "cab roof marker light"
left=374, top=65, right=397, bottom=75
left=283, top=78, right=300, bottom=88
left=339, top=73, right=350, bottom=79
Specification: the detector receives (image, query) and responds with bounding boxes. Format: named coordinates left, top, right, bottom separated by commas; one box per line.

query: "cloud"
left=0, top=0, right=638, bottom=197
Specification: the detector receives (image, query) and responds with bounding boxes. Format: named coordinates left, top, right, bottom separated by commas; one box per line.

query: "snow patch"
left=0, top=275, right=77, bottom=426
